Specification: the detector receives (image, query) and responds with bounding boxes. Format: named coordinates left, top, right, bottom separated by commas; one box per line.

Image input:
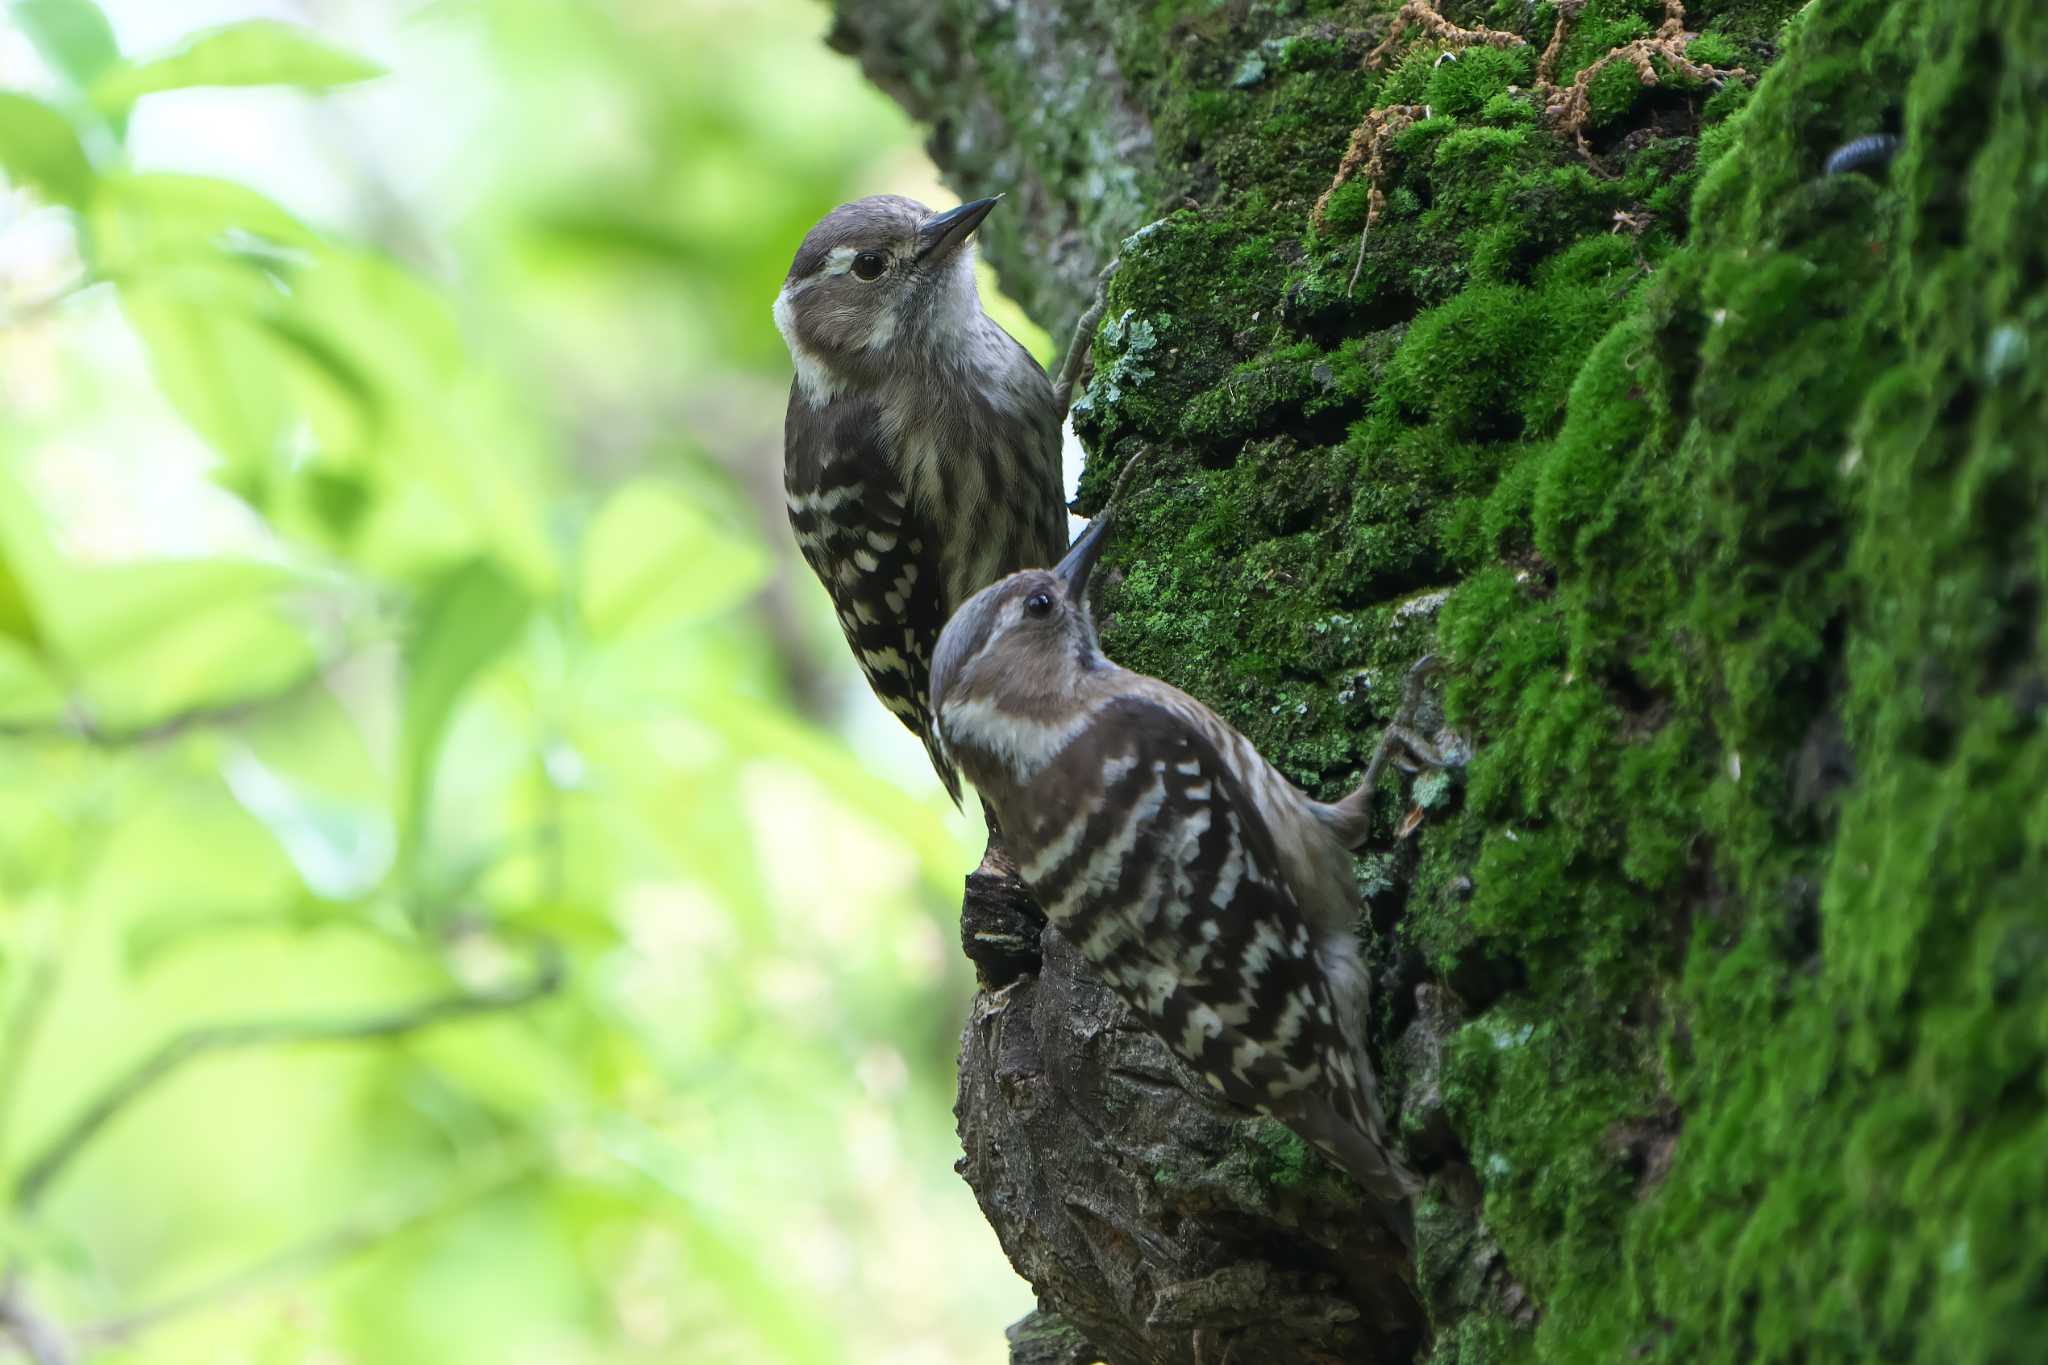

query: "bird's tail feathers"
left=1295, top=1094, right=1423, bottom=1250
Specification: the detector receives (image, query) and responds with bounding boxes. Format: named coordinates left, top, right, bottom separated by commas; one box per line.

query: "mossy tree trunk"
left=827, top=1, right=2048, bottom=1361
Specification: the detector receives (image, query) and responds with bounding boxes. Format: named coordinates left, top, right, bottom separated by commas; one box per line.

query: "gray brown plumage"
left=775, top=194, right=1068, bottom=802
left=930, top=517, right=1423, bottom=1229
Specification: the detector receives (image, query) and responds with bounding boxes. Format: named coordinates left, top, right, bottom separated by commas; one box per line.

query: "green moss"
left=1233, top=1119, right=1334, bottom=1193
left=1685, top=31, right=1739, bottom=67
left=1425, top=46, right=1537, bottom=117
left=1030, top=0, right=2042, bottom=1357
left=1492, top=95, right=1541, bottom=130
left=1582, top=54, right=1651, bottom=127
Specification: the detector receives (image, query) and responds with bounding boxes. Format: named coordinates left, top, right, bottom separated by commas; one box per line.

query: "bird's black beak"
left=917, top=196, right=1000, bottom=261
left=1054, top=513, right=1112, bottom=603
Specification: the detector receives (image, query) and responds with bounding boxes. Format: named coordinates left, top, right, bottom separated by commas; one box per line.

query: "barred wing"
left=1011, top=696, right=1413, bottom=1206
left=784, top=390, right=959, bottom=803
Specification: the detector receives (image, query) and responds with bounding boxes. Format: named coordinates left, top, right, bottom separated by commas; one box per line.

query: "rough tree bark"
left=829, top=2, right=2048, bottom=1362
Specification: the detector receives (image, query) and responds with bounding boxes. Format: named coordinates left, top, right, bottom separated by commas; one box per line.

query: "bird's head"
left=772, top=193, right=998, bottom=401
left=930, top=513, right=1113, bottom=739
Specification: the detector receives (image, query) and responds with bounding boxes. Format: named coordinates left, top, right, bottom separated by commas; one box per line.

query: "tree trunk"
left=829, top=1, right=2048, bottom=1361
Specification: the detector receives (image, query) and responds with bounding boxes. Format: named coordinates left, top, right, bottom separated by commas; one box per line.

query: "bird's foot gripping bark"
left=962, top=839, right=1049, bottom=988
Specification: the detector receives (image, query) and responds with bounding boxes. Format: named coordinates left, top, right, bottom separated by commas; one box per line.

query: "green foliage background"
left=0, top=1, right=1032, bottom=1360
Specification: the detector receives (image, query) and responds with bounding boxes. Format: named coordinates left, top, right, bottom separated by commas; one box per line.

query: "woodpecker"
left=929, top=515, right=1425, bottom=1230
left=775, top=194, right=1068, bottom=803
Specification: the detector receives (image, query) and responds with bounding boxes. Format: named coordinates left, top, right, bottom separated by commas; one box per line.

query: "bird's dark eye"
left=851, top=250, right=887, bottom=281
left=1024, top=591, right=1054, bottom=618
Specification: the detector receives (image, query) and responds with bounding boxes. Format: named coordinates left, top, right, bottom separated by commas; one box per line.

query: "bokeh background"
left=0, top=1, right=1044, bottom=1360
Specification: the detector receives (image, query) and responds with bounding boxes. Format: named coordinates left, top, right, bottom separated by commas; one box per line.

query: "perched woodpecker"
left=929, top=515, right=1424, bottom=1227
left=774, top=194, right=1068, bottom=802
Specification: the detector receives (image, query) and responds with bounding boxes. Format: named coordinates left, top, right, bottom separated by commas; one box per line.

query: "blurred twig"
left=0, top=961, right=58, bottom=1172
left=0, top=1271, right=73, bottom=1365
left=76, top=1146, right=540, bottom=1348
left=10, top=937, right=564, bottom=1214
left=1052, top=258, right=1120, bottom=417
left=0, top=669, right=329, bottom=750
left=0, top=281, right=92, bottom=332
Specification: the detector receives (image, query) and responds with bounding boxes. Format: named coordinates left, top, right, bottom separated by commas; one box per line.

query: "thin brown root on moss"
left=1542, top=0, right=1751, bottom=153
left=1322, top=0, right=1752, bottom=230
left=1536, top=0, right=1589, bottom=86
left=1312, top=102, right=1427, bottom=238
left=1346, top=220, right=1372, bottom=295
left=1366, top=0, right=1526, bottom=71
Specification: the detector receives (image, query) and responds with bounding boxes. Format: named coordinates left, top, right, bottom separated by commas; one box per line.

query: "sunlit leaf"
left=221, top=748, right=395, bottom=901
left=0, top=5, right=1022, bottom=1359
left=284, top=248, right=465, bottom=391
left=11, top=0, right=121, bottom=91
left=90, top=171, right=320, bottom=275
left=0, top=636, right=63, bottom=724
left=122, top=900, right=359, bottom=973
left=522, top=206, right=707, bottom=269
left=120, top=283, right=295, bottom=477
left=399, top=559, right=531, bottom=882
left=0, top=90, right=94, bottom=208
left=579, top=477, right=771, bottom=637
left=59, top=561, right=317, bottom=721
left=600, top=1118, right=845, bottom=1365
left=0, top=542, right=44, bottom=650
left=0, top=458, right=320, bottom=722
left=0, top=457, right=61, bottom=659
left=91, top=20, right=385, bottom=114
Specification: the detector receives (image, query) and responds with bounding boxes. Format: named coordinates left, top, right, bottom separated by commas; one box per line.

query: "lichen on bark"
left=827, top=0, right=2048, bottom=1361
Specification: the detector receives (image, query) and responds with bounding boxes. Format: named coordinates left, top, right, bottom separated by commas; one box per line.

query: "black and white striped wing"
left=784, top=390, right=959, bottom=803
left=1014, top=696, right=1410, bottom=1202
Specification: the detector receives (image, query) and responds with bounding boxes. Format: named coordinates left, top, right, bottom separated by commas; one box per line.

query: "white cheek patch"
left=940, top=695, right=1094, bottom=780
left=773, top=285, right=844, bottom=407
left=824, top=246, right=857, bottom=275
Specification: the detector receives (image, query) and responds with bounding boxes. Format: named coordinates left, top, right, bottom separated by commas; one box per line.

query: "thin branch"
left=0, top=1272, right=73, bottom=1365
left=76, top=1150, right=539, bottom=1347
left=1053, top=258, right=1121, bottom=416
left=0, top=960, right=58, bottom=1171
left=10, top=938, right=564, bottom=1214
left=0, top=667, right=329, bottom=750
left=0, top=280, right=94, bottom=332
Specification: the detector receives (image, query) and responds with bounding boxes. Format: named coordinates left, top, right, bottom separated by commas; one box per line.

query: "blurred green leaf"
left=0, top=456, right=319, bottom=722
left=121, top=901, right=359, bottom=974
left=399, top=559, right=531, bottom=883
left=0, top=546, right=44, bottom=649
left=56, top=560, right=317, bottom=720
left=93, top=181, right=377, bottom=493
left=0, top=457, right=60, bottom=659
left=579, top=477, right=771, bottom=637
left=222, top=748, right=395, bottom=902
left=601, top=1117, right=846, bottom=1365
left=11, top=0, right=121, bottom=90
left=284, top=249, right=465, bottom=391
left=91, top=20, right=385, bottom=113
left=0, top=3, right=1021, bottom=1357
left=0, top=636, right=62, bottom=723
left=0, top=90, right=94, bottom=208
left=90, top=171, right=321, bottom=274
left=120, top=283, right=295, bottom=476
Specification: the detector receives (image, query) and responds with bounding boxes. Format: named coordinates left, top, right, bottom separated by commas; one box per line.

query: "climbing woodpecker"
left=775, top=194, right=1068, bottom=803
left=930, top=515, right=1426, bottom=1237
